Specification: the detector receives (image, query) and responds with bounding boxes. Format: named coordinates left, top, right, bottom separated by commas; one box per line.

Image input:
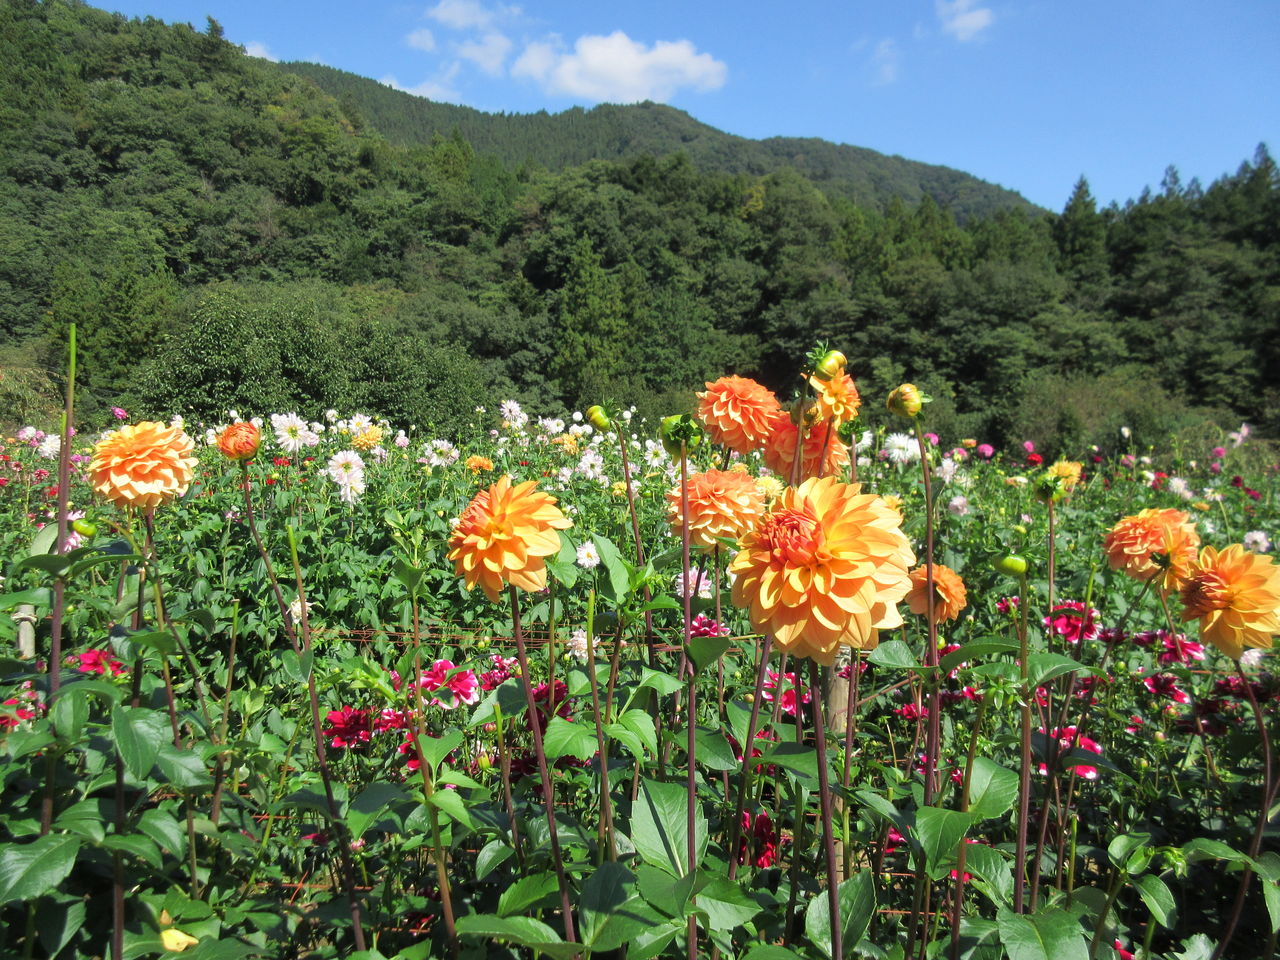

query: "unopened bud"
left=886, top=383, right=926, bottom=418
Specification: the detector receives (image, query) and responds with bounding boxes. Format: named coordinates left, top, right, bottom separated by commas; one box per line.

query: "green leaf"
left=37, top=898, right=85, bottom=959
left=631, top=779, right=706, bottom=876
left=498, top=872, right=559, bottom=916
left=966, top=758, right=1019, bottom=820
left=803, top=871, right=876, bottom=959
left=939, top=639, right=1017, bottom=674
left=695, top=876, right=763, bottom=931
left=542, top=715, right=596, bottom=761
left=544, top=532, right=579, bottom=588
left=0, top=835, right=81, bottom=905
left=156, top=744, right=213, bottom=790
left=280, top=649, right=313, bottom=684
left=102, top=833, right=164, bottom=869
left=0, top=587, right=52, bottom=610
left=476, top=838, right=513, bottom=881
left=416, top=728, right=463, bottom=772
left=593, top=534, right=632, bottom=602
left=962, top=842, right=1013, bottom=905
left=427, top=789, right=477, bottom=833
left=638, top=667, right=684, bottom=697
left=635, top=863, right=697, bottom=918
left=996, top=905, right=1088, bottom=960
left=347, top=782, right=408, bottom=839
left=1263, top=879, right=1280, bottom=934
left=580, top=861, right=660, bottom=951
left=691, top=725, right=738, bottom=771
left=914, top=808, right=977, bottom=880
left=1027, top=652, right=1100, bottom=687
left=1133, top=874, right=1176, bottom=928
left=760, top=741, right=820, bottom=780
left=1109, top=832, right=1153, bottom=872
left=111, top=706, right=167, bottom=780
left=1181, top=837, right=1251, bottom=864
left=51, top=685, right=90, bottom=741
left=454, top=914, right=578, bottom=960
left=392, top=557, right=426, bottom=594
left=686, top=634, right=733, bottom=672
left=742, top=948, right=806, bottom=960
left=866, top=639, right=920, bottom=670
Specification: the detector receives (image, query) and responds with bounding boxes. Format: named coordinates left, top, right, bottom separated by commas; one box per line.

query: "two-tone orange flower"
left=667, top=469, right=765, bottom=550
left=810, top=371, right=861, bottom=428
left=351, top=425, right=384, bottom=452
left=696, top=376, right=783, bottom=455
left=729, top=476, right=915, bottom=663
left=1104, top=508, right=1201, bottom=594
left=907, top=563, right=968, bottom=624
left=1180, top=545, right=1280, bottom=660
left=90, top=421, right=197, bottom=512
left=217, top=422, right=260, bottom=462
left=762, top=412, right=849, bottom=482
left=448, top=475, right=573, bottom=602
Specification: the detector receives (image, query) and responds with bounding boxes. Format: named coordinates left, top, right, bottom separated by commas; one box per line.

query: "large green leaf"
left=630, top=778, right=706, bottom=877
left=497, top=873, right=559, bottom=917
left=1133, top=874, right=1176, bottom=928
left=580, top=861, right=665, bottom=951
left=454, top=914, right=577, bottom=960
left=866, top=639, right=920, bottom=670
left=111, top=706, right=167, bottom=780
left=592, top=533, right=632, bottom=602
left=966, top=757, right=1019, bottom=820
left=542, top=715, right=597, bottom=761
left=0, top=835, right=81, bottom=905
left=347, top=782, right=408, bottom=838
left=914, top=808, right=977, bottom=880
left=803, top=871, right=876, bottom=959
left=996, top=905, right=1088, bottom=960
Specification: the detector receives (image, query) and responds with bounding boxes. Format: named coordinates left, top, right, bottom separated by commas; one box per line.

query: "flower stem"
left=1014, top=570, right=1033, bottom=914
left=584, top=590, right=616, bottom=862
left=510, top=584, right=577, bottom=944
left=811, top=660, right=844, bottom=960
left=728, top=633, right=772, bottom=882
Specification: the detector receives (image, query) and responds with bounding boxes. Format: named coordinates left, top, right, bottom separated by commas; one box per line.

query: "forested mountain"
left=280, top=61, right=1036, bottom=223
left=1, top=0, right=1277, bottom=453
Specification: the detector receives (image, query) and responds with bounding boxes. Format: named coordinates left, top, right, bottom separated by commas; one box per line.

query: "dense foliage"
left=1, top=0, right=1278, bottom=450
left=0, top=390, right=1277, bottom=959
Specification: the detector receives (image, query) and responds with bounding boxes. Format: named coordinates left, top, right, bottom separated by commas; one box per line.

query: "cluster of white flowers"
left=673, top=569, right=715, bottom=600
left=423, top=439, right=459, bottom=467
left=642, top=440, right=669, bottom=468
left=1228, top=422, right=1252, bottom=446
left=934, top=458, right=960, bottom=484
left=1243, top=530, right=1272, bottom=554
left=538, top=417, right=566, bottom=435
left=271, top=413, right=321, bottom=453
left=36, top=434, right=61, bottom=460
left=500, top=399, right=529, bottom=429
left=1166, top=477, right=1194, bottom=500
left=883, top=433, right=919, bottom=464
left=576, top=448, right=607, bottom=482
left=947, top=495, right=971, bottom=517
left=325, top=450, right=366, bottom=503
left=567, top=628, right=591, bottom=661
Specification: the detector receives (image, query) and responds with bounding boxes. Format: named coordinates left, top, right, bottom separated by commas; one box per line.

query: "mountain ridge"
left=278, top=60, right=1038, bottom=222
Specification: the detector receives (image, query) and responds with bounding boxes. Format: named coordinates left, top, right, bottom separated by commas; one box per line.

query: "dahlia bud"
left=886, top=383, right=926, bottom=418
left=585, top=405, right=611, bottom=430
left=217, top=422, right=260, bottom=462
left=660, top=414, right=704, bottom=457
left=72, top=518, right=98, bottom=537
left=1033, top=473, right=1065, bottom=504
left=994, top=554, right=1028, bottom=577
left=812, top=349, right=847, bottom=382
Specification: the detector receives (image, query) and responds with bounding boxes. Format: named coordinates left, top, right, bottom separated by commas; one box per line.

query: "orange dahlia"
left=810, top=371, right=861, bottom=428
left=762, top=412, right=849, bottom=482
left=696, top=376, right=783, bottom=455
left=1104, top=508, right=1200, bottom=593
left=90, top=421, right=197, bottom=512
left=217, top=421, right=260, bottom=462
left=1179, top=545, right=1280, bottom=660
left=729, top=476, right=915, bottom=663
left=907, top=563, right=968, bottom=624
left=448, top=475, right=573, bottom=602
left=351, top=425, right=384, bottom=451
left=667, top=469, right=766, bottom=550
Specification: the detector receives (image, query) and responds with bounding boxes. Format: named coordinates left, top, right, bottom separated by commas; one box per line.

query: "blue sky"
left=107, top=1, right=1279, bottom=211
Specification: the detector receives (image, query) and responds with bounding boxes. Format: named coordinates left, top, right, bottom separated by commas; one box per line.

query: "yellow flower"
left=551, top=434, right=579, bottom=456
left=755, top=474, right=785, bottom=505
left=160, top=928, right=199, bottom=952
left=697, top=376, right=783, bottom=455
left=448, top=475, right=573, bottom=602
left=90, top=422, right=197, bottom=512
left=730, top=476, right=915, bottom=663
left=1180, top=545, right=1280, bottom=659
left=1046, top=460, right=1083, bottom=492
left=610, top=480, right=629, bottom=498
left=907, top=563, right=968, bottom=624
left=809, top=371, right=861, bottom=428
left=881, top=494, right=904, bottom=516
left=351, top=425, right=384, bottom=451
left=667, top=469, right=765, bottom=550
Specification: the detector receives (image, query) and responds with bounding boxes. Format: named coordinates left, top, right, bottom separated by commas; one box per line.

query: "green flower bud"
left=585, top=405, right=611, bottom=430
left=995, top=554, right=1028, bottom=576
left=812, top=349, right=847, bottom=382
left=660, top=414, right=704, bottom=457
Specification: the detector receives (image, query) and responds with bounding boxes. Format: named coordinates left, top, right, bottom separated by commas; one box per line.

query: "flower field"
left=1, top=355, right=1277, bottom=960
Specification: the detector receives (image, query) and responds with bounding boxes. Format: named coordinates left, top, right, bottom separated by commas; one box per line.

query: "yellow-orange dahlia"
left=1104, top=508, right=1200, bottom=593
left=448, top=475, right=573, bottom=602
left=1179, top=544, right=1280, bottom=660
left=907, top=563, right=968, bottom=624
left=667, top=469, right=765, bottom=550
left=729, top=476, right=915, bottom=663
left=217, top=421, right=260, bottom=462
left=810, top=371, right=861, bottom=428
left=762, top=412, right=849, bottom=482
left=696, top=376, right=783, bottom=455
left=351, top=425, right=384, bottom=451
left=90, top=421, right=197, bottom=512
left=1046, top=460, right=1083, bottom=492
left=465, top=455, right=494, bottom=473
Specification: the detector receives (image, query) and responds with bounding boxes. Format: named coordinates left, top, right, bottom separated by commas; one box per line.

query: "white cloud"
left=511, top=31, right=726, bottom=103
left=458, top=32, right=512, bottom=76
left=870, top=38, right=900, bottom=85
left=427, top=0, right=518, bottom=31
left=243, top=41, right=277, bottom=62
left=381, top=62, right=463, bottom=103
left=936, top=0, right=994, bottom=42
left=406, top=28, right=436, bottom=53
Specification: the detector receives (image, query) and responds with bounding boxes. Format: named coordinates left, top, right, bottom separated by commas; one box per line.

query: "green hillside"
left=280, top=61, right=1035, bottom=222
